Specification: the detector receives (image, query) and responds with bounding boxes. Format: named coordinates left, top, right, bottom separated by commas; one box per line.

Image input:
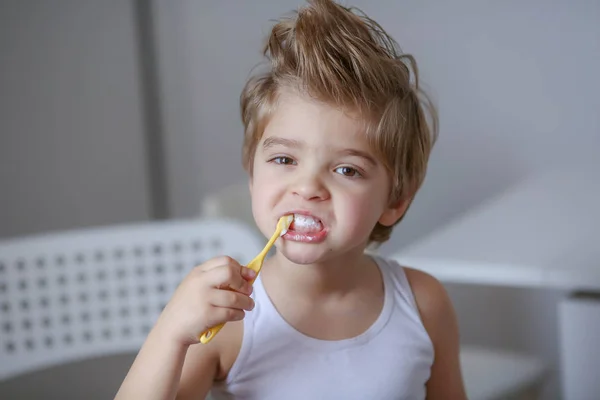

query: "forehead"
left=261, top=91, right=370, bottom=149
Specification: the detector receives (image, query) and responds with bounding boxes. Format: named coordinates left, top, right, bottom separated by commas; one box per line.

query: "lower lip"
left=282, top=229, right=327, bottom=243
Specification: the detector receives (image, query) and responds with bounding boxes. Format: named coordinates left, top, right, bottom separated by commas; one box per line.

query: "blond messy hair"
left=240, top=0, right=438, bottom=244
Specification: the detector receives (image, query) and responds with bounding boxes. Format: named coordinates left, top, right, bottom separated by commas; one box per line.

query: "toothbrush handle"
left=199, top=322, right=225, bottom=344
left=198, top=258, right=262, bottom=345
left=198, top=257, right=261, bottom=344
left=199, top=220, right=286, bottom=344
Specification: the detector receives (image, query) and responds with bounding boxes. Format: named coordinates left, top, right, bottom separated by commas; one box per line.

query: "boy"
left=116, top=0, right=466, bottom=399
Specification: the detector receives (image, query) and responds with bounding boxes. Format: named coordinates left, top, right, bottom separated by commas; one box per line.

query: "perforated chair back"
left=0, top=218, right=263, bottom=380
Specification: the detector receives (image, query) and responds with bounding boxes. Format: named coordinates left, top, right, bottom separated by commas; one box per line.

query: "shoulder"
left=403, top=267, right=467, bottom=399
left=380, top=260, right=467, bottom=400
left=375, top=256, right=456, bottom=340
left=403, top=267, right=457, bottom=341
left=405, top=267, right=467, bottom=400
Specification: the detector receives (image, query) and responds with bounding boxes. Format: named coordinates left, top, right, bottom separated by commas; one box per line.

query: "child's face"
left=249, top=91, right=405, bottom=265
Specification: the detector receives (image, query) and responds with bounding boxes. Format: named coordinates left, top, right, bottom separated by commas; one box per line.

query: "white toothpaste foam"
left=291, top=214, right=323, bottom=232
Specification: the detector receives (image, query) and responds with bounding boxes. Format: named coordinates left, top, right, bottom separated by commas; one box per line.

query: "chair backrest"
left=0, top=218, right=263, bottom=380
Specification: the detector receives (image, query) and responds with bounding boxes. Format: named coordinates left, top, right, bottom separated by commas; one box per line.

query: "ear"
left=378, top=197, right=412, bottom=227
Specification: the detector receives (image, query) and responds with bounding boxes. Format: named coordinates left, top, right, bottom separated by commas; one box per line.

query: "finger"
left=211, top=307, right=245, bottom=324
left=241, top=267, right=257, bottom=281
left=196, top=255, right=240, bottom=272
left=234, top=267, right=256, bottom=294
left=209, top=289, right=255, bottom=311
left=206, top=264, right=253, bottom=294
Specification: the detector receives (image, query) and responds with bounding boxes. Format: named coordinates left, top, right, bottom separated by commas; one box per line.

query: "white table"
left=391, top=162, right=600, bottom=399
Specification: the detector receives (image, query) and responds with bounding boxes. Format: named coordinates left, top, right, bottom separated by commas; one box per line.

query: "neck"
left=263, top=246, right=374, bottom=298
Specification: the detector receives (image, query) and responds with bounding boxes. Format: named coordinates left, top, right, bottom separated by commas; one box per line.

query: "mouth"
left=279, top=212, right=327, bottom=243
left=288, top=213, right=324, bottom=233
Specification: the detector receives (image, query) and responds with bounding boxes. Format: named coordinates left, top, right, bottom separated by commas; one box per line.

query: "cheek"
left=250, top=180, right=269, bottom=216
left=336, top=176, right=391, bottom=229
left=250, top=188, right=272, bottom=238
left=251, top=169, right=279, bottom=200
left=250, top=169, right=281, bottom=226
left=252, top=159, right=281, bottom=187
left=336, top=194, right=384, bottom=231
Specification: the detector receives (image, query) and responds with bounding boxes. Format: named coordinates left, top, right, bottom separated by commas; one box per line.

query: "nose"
left=291, top=170, right=330, bottom=201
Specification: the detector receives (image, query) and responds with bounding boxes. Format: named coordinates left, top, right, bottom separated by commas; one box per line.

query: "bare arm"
left=176, top=320, right=244, bottom=400
left=114, top=327, right=216, bottom=400
left=405, top=268, right=467, bottom=400
left=175, top=345, right=218, bottom=400
left=114, top=257, right=255, bottom=400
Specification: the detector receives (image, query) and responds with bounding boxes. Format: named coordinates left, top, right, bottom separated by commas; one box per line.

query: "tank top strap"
left=370, top=255, right=421, bottom=316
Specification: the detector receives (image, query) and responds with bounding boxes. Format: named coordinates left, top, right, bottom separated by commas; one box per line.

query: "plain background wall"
left=0, top=0, right=151, bottom=239
left=1, top=1, right=599, bottom=398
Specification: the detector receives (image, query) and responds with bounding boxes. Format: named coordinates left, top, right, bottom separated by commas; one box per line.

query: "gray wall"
left=0, top=0, right=151, bottom=238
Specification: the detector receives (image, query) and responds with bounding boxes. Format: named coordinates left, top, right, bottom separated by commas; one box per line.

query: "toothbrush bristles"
left=280, top=214, right=294, bottom=236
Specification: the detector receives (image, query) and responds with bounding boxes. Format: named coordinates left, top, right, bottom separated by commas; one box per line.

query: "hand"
left=153, top=256, right=256, bottom=346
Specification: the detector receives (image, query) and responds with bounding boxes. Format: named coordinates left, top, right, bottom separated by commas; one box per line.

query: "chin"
left=275, top=241, right=335, bottom=265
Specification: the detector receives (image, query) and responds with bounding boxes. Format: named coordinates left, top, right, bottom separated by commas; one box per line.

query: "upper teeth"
left=293, top=214, right=322, bottom=228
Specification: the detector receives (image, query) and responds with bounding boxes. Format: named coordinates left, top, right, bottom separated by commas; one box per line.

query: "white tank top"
left=210, top=256, right=434, bottom=400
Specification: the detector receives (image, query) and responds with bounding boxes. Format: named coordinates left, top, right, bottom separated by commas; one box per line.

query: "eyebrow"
left=339, top=149, right=377, bottom=167
left=262, top=137, right=303, bottom=150
left=261, top=136, right=377, bottom=166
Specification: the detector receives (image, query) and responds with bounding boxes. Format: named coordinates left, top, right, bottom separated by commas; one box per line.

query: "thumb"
left=240, top=267, right=257, bottom=281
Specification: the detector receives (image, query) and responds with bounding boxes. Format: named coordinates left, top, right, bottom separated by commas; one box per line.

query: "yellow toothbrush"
left=199, top=215, right=294, bottom=344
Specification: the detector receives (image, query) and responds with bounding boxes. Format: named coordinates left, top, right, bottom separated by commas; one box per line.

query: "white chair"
left=0, top=218, right=263, bottom=390
left=200, top=183, right=547, bottom=400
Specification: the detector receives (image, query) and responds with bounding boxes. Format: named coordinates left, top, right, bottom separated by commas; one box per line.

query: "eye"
left=271, top=156, right=296, bottom=165
left=335, top=166, right=361, bottom=178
